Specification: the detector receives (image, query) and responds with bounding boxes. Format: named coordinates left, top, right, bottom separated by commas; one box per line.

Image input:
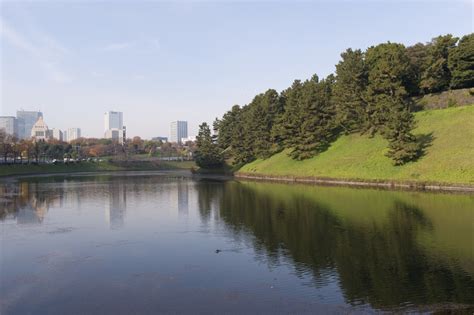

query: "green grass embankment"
left=239, top=106, right=474, bottom=186
left=0, top=160, right=195, bottom=178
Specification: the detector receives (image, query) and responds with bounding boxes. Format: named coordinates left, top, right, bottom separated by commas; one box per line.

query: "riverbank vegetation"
left=239, top=106, right=474, bottom=185
left=195, top=33, right=473, bottom=184
left=0, top=159, right=195, bottom=177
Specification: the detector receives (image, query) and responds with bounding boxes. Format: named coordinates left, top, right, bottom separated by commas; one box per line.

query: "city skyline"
left=1, top=108, right=191, bottom=141
left=1, top=1, right=472, bottom=138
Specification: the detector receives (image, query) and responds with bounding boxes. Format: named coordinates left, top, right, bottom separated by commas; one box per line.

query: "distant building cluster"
left=1, top=109, right=192, bottom=144
left=0, top=110, right=81, bottom=143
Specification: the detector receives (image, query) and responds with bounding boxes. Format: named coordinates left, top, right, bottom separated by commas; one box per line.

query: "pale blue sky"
left=1, top=1, right=472, bottom=139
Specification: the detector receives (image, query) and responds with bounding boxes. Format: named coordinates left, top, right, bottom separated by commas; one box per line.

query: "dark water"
left=1, top=171, right=473, bottom=314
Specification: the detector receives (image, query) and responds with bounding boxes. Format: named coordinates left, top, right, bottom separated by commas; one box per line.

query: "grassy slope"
left=0, top=160, right=195, bottom=177
left=240, top=106, right=474, bottom=185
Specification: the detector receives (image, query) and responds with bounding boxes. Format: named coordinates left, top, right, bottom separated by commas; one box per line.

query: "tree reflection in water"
left=195, top=180, right=474, bottom=310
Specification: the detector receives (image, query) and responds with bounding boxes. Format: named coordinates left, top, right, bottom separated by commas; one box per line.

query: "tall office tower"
left=170, top=121, right=188, bottom=144
left=0, top=116, right=18, bottom=137
left=67, top=128, right=81, bottom=142
left=16, top=110, right=43, bottom=139
left=104, top=111, right=123, bottom=132
left=51, top=128, right=63, bottom=141
left=104, top=111, right=124, bottom=142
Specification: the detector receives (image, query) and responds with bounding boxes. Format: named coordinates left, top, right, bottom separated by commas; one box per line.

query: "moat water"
left=1, top=171, right=473, bottom=314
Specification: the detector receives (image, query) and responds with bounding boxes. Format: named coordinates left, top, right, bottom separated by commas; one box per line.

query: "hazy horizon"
left=1, top=1, right=472, bottom=139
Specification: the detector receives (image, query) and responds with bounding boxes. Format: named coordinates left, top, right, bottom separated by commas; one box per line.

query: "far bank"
left=0, top=160, right=195, bottom=178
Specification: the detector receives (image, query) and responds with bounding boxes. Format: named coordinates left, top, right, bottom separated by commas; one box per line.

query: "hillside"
left=238, top=105, right=474, bottom=185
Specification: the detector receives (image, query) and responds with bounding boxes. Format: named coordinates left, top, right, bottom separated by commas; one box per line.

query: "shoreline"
left=2, top=164, right=473, bottom=193
left=0, top=169, right=194, bottom=182
left=0, top=160, right=195, bottom=180
left=235, top=172, right=474, bottom=193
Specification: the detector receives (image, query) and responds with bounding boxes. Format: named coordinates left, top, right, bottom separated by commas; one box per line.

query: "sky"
left=1, top=0, right=472, bottom=139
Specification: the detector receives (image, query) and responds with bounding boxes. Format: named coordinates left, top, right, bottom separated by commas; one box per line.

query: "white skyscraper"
left=104, top=111, right=123, bottom=131
left=67, top=128, right=81, bottom=142
left=170, top=121, right=188, bottom=144
left=104, top=111, right=124, bottom=143
left=51, top=128, right=63, bottom=141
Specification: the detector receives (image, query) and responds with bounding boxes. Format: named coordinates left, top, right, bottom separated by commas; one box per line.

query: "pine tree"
left=272, top=80, right=304, bottom=151
left=365, top=43, right=411, bottom=135
left=195, top=122, right=223, bottom=169
left=230, top=106, right=255, bottom=165
left=269, top=92, right=288, bottom=153
left=420, top=34, right=458, bottom=93
left=333, top=48, right=368, bottom=134
left=448, top=33, right=474, bottom=89
left=384, top=109, right=421, bottom=165
left=249, top=89, right=281, bottom=158
left=290, top=75, right=337, bottom=160
left=214, top=105, right=241, bottom=153
left=405, top=42, right=429, bottom=96
left=365, top=43, right=420, bottom=165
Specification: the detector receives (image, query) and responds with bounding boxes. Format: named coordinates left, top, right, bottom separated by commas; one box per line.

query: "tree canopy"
left=194, top=122, right=223, bottom=169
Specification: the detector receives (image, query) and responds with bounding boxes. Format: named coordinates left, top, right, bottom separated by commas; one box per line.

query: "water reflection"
left=195, top=180, right=474, bottom=310
left=0, top=174, right=473, bottom=313
left=0, top=182, right=55, bottom=224
left=177, top=180, right=189, bottom=216
left=105, top=180, right=127, bottom=229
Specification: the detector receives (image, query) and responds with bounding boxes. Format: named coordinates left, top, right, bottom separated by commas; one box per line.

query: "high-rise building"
left=16, top=110, right=43, bottom=139
left=51, top=128, right=63, bottom=141
left=105, top=129, right=121, bottom=140
left=31, top=116, right=50, bottom=142
left=104, top=111, right=125, bottom=143
left=170, top=121, right=188, bottom=144
left=67, top=128, right=81, bottom=142
left=104, top=111, right=123, bottom=131
left=0, top=116, right=18, bottom=137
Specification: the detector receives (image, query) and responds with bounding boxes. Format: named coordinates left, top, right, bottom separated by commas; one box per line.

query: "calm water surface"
left=1, top=171, right=473, bottom=314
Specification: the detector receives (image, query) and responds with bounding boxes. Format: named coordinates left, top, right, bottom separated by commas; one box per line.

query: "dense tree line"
left=196, top=33, right=473, bottom=167
left=0, top=131, right=195, bottom=164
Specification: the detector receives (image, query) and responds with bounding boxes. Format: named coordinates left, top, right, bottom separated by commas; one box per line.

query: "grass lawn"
left=239, top=106, right=474, bottom=185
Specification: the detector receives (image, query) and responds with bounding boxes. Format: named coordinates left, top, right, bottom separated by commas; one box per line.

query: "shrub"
left=447, top=98, right=458, bottom=108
